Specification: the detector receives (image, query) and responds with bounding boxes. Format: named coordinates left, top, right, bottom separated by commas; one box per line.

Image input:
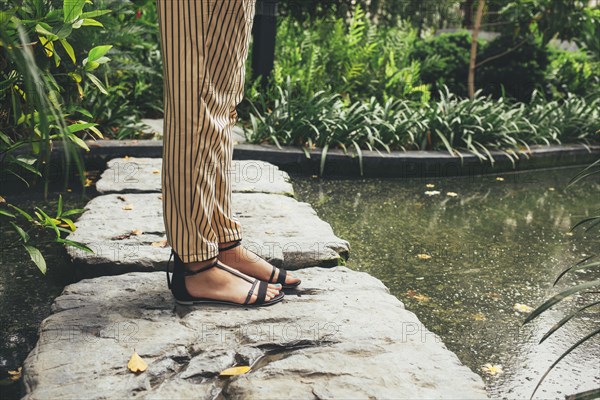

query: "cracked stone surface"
left=95, top=158, right=294, bottom=197
left=65, top=192, right=349, bottom=275
left=22, top=267, right=487, bottom=399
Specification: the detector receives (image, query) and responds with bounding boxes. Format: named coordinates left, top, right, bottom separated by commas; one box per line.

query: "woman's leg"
left=206, top=1, right=300, bottom=286
left=157, top=0, right=280, bottom=302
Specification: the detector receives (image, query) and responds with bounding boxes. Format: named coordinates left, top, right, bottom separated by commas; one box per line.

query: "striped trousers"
left=156, top=0, right=257, bottom=263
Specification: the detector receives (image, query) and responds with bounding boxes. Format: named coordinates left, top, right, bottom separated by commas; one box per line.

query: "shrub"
left=409, top=31, right=475, bottom=99
left=477, top=34, right=550, bottom=102
left=545, top=46, right=600, bottom=99
left=264, top=5, right=430, bottom=104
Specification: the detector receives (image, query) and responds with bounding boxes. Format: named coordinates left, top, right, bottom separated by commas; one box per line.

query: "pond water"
left=293, top=166, right=599, bottom=399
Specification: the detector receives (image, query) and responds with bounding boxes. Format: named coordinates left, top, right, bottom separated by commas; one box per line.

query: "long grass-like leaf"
left=523, top=280, right=600, bottom=324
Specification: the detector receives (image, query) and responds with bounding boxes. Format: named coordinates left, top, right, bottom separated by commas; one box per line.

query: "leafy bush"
left=266, top=5, right=430, bottom=104
left=80, top=0, right=164, bottom=138
left=477, top=34, right=550, bottom=102
left=409, top=31, right=475, bottom=99
left=545, top=46, right=600, bottom=99
left=0, top=0, right=112, bottom=195
left=245, top=79, right=600, bottom=175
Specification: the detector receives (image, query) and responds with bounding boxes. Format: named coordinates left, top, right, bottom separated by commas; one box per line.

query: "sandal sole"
left=175, top=292, right=285, bottom=307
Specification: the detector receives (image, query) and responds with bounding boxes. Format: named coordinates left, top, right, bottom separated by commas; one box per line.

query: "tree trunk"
left=468, top=0, right=485, bottom=99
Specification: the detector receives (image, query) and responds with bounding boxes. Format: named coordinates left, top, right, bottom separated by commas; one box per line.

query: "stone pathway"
left=21, top=157, right=487, bottom=399
left=71, top=158, right=347, bottom=274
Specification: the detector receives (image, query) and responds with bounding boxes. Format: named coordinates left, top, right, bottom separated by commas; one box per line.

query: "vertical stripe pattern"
left=157, top=0, right=256, bottom=263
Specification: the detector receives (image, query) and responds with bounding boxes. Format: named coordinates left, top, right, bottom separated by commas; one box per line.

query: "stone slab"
left=65, top=193, right=349, bottom=275
left=95, top=158, right=294, bottom=197
left=22, top=267, right=487, bottom=399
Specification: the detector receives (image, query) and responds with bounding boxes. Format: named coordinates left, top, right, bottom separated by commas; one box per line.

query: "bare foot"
left=217, top=242, right=301, bottom=286
left=184, top=258, right=281, bottom=304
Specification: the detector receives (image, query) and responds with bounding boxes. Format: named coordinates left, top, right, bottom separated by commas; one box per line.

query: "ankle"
left=185, top=257, right=218, bottom=272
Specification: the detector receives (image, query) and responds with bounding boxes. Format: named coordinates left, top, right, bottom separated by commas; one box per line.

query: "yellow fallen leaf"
left=0, top=195, right=6, bottom=203
left=425, top=183, right=435, bottom=188
left=413, top=294, right=430, bottom=302
left=513, top=303, right=533, bottom=313
left=446, top=192, right=458, bottom=197
left=131, top=229, right=143, bottom=235
left=481, top=363, right=503, bottom=376
left=424, top=190, right=440, bottom=196
left=565, top=232, right=574, bottom=236
left=496, top=177, right=505, bottom=181
left=84, top=178, right=93, bottom=187
left=127, top=351, right=147, bottom=373
left=416, top=253, right=431, bottom=260
left=472, top=312, right=486, bottom=321
left=7, top=367, right=22, bottom=381
left=152, top=169, right=160, bottom=174
left=220, top=366, right=251, bottom=376
left=548, top=187, right=555, bottom=191
left=122, top=204, right=134, bottom=211
left=151, top=239, right=168, bottom=247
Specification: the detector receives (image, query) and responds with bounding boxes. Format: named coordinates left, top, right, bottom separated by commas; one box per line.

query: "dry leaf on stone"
left=122, top=204, right=134, bottom=211
left=131, top=229, right=143, bottom=235
left=127, top=351, right=147, bottom=373
left=117, top=195, right=127, bottom=202
left=152, top=169, right=160, bottom=174
left=151, top=239, right=168, bottom=247
left=219, top=366, right=251, bottom=376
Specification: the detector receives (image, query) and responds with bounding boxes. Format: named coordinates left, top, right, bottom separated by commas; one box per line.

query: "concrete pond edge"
left=16, top=139, right=599, bottom=178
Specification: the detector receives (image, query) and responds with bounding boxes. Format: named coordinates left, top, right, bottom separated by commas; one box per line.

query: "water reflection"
left=293, top=166, right=600, bottom=399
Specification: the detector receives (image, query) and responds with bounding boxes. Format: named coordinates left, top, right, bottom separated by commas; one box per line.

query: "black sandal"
left=218, top=239, right=301, bottom=289
left=166, top=249, right=284, bottom=307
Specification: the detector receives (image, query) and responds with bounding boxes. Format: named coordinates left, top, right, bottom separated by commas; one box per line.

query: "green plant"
left=410, top=31, right=476, bottom=99
left=0, top=194, right=92, bottom=274
left=245, top=81, right=599, bottom=175
left=523, top=159, right=600, bottom=400
left=78, top=0, right=164, bottom=138
left=268, top=5, right=430, bottom=104
left=545, top=47, right=600, bottom=99
left=477, top=33, right=550, bottom=102
left=0, top=0, right=112, bottom=196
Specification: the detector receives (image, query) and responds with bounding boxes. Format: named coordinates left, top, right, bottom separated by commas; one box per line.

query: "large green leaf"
left=63, top=0, right=86, bottom=23
left=87, top=45, right=112, bottom=62
left=24, top=245, right=47, bottom=274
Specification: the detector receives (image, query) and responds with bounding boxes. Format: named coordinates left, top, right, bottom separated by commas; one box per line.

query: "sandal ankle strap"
left=184, top=258, right=219, bottom=276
